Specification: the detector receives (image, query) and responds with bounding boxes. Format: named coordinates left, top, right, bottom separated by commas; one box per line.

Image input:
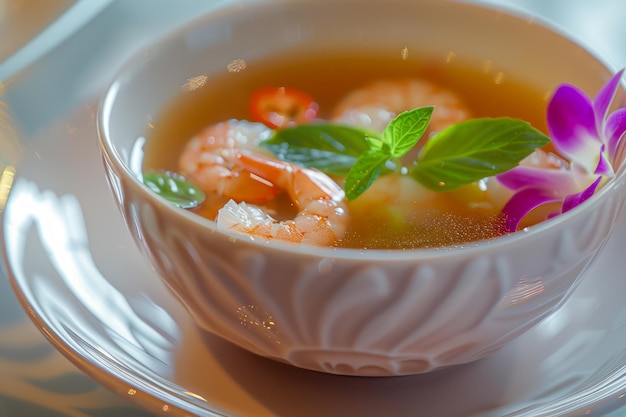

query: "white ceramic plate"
left=3, top=97, right=626, bottom=416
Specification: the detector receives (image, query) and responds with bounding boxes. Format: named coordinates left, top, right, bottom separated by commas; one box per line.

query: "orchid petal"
left=496, top=165, right=578, bottom=193
left=548, top=85, right=600, bottom=172
left=606, top=107, right=626, bottom=161
left=501, top=187, right=563, bottom=232
left=593, top=69, right=624, bottom=127
left=594, top=144, right=614, bottom=177
left=500, top=70, right=624, bottom=233
left=562, top=176, right=602, bottom=213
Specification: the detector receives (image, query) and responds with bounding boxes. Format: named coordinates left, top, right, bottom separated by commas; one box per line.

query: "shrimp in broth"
left=178, top=119, right=278, bottom=202
left=143, top=49, right=552, bottom=249
left=178, top=118, right=349, bottom=246
left=332, top=78, right=472, bottom=134
left=217, top=152, right=349, bottom=246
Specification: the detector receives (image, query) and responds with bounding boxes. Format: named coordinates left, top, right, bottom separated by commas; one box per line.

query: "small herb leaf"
left=382, top=106, right=433, bottom=158
left=143, top=171, right=205, bottom=208
left=344, top=150, right=391, bottom=201
left=261, top=123, right=373, bottom=176
left=366, top=136, right=386, bottom=153
left=410, top=118, right=551, bottom=191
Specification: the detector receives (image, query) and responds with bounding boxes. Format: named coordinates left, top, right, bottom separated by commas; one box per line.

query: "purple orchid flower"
left=497, top=69, right=626, bottom=232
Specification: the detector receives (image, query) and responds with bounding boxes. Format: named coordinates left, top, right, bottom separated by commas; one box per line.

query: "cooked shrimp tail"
left=216, top=152, right=349, bottom=246
left=236, top=152, right=346, bottom=205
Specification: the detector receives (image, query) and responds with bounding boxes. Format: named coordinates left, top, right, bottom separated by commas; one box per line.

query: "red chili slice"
left=249, top=86, right=319, bottom=129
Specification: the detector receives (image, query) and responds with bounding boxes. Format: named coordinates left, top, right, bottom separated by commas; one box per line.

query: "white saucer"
left=3, top=99, right=626, bottom=417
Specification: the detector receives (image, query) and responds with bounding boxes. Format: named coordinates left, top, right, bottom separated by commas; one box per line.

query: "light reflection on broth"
left=142, top=48, right=550, bottom=249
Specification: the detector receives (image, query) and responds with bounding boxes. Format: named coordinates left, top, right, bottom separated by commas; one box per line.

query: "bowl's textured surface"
left=99, top=0, right=626, bottom=376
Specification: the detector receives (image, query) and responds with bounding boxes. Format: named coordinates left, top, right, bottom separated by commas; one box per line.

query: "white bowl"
left=98, top=0, right=626, bottom=376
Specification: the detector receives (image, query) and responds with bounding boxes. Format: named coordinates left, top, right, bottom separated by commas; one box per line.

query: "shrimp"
left=178, top=119, right=279, bottom=202
left=332, top=78, right=472, bottom=134
left=216, top=152, right=349, bottom=246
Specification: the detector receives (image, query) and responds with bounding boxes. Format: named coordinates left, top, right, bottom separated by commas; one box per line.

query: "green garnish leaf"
left=343, top=107, right=435, bottom=200
left=410, top=118, right=550, bottom=191
left=382, top=106, right=433, bottom=157
left=143, top=171, right=205, bottom=208
left=344, top=150, right=390, bottom=201
left=260, top=123, right=373, bottom=176
left=259, top=104, right=549, bottom=201
left=366, top=135, right=385, bottom=153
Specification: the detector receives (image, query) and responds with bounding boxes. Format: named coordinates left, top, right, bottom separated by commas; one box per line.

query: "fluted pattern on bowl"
left=101, top=144, right=624, bottom=376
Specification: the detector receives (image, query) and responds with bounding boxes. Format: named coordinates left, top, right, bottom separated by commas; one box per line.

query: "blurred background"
left=2, top=0, right=626, bottom=137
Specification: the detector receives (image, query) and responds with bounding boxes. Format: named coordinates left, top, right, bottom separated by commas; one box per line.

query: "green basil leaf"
left=261, top=123, right=375, bottom=176
left=382, top=106, right=433, bottom=158
left=143, top=171, right=205, bottom=208
left=344, top=150, right=391, bottom=201
left=410, top=118, right=550, bottom=191
left=367, top=136, right=386, bottom=153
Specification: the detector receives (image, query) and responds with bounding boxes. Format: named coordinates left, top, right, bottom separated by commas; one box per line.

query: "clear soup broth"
left=142, top=48, right=550, bottom=249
